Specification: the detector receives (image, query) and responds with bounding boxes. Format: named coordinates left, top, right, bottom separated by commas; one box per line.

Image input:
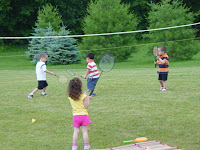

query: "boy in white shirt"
left=28, top=53, right=54, bottom=98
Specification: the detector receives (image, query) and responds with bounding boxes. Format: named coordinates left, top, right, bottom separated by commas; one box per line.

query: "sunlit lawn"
left=0, top=48, right=200, bottom=150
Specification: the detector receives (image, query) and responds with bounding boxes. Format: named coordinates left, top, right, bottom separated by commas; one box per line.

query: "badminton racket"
left=89, top=53, right=114, bottom=96
left=66, top=69, right=82, bottom=78
left=123, top=137, right=148, bottom=143
left=54, top=74, right=68, bottom=84
left=153, top=46, right=158, bottom=68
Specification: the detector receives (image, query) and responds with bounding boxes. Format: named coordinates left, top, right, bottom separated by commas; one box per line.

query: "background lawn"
left=0, top=48, right=200, bottom=150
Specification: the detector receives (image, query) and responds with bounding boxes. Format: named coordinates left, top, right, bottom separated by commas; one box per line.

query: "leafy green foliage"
left=0, top=0, right=91, bottom=40
left=79, top=0, right=138, bottom=61
left=0, top=0, right=42, bottom=38
left=144, top=0, right=199, bottom=60
left=121, top=0, right=156, bottom=29
left=0, top=0, right=199, bottom=44
left=35, top=4, right=62, bottom=32
left=48, top=0, right=91, bottom=35
left=27, top=26, right=79, bottom=65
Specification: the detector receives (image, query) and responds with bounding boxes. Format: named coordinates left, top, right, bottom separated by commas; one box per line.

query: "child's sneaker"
left=91, top=93, right=96, bottom=97
left=84, top=145, right=90, bottom=150
left=160, top=87, right=163, bottom=91
left=161, top=88, right=166, bottom=92
left=72, top=146, right=77, bottom=150
left=41, top=93, right=47, bottom=96
left=27, top=94, right=33, bottom=98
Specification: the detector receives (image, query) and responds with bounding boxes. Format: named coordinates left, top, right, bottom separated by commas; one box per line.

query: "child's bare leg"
left=31, top=88, right=39, bottom=94
left=73, top=127, right=80, bottom=144
left=162, top=81, right=167, bottom=89
left=82, top=125, right=89, bottom=144
left=42, top=87, right=47, bottom=93
left=159, top=80, right=163, bottom=87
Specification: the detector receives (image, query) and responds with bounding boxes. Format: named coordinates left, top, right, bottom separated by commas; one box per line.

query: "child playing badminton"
left=154, top=46, right=169, bottom=91
left=68, top=78, right=92, bottom=150
left=82, top=53, right=99, bottom=96
left=27, top=53, right=54, bottom=98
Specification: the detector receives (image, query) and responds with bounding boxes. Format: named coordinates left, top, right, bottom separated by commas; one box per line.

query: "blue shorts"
left=87, top=78, right=99, bottom=90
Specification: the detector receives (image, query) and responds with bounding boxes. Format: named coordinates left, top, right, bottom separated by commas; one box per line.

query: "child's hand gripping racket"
left=153, top=46, right=158, bottom=68
left=89, top=53, right=115, bottom=96
left=123, top=137, right=148, bottom=143
left=54, top=74, right=68, bottom=84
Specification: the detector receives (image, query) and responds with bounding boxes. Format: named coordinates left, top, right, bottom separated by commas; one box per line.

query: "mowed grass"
left=0, top=48, right=200, bottom=150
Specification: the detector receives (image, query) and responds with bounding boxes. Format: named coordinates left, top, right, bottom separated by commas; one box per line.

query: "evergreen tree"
left=26, top=26, right=55, bottom=64
left=48, top=26, right=79, bottom=65
left=27, top=25, right=79, bottom=65
left=144, top=0, right=199, bottom=60
left=35, top=4, right=62, bottom=33
left=79, top=0, right=138, bottom=61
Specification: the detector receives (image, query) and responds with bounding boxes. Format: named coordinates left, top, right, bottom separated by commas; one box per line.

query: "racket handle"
left=123, top=140, right=132, bottom=143
left=89, top=89, right=94, bottom=96
left=154, top=58, right=157, bottom=68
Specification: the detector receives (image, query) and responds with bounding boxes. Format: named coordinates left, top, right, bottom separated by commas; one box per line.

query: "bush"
left=79, top=0, right=138, bottom=61
left=144, top=0, right=199, bottom=60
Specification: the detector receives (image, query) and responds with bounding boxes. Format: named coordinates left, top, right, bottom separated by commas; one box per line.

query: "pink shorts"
left=73, top=115, right=91, bottom=127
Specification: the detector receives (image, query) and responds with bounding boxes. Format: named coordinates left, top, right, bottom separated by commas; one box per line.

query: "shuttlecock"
left=32, top=118, right=36, bottom=123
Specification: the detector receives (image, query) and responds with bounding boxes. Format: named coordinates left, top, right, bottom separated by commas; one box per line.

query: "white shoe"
left=72, top=146, right=77, bottom=150
left=84, top=146, right=90, bottom=150
left=27, top=94, right=33, bottom=98
left=41, top=93, right=47, bottom=96
left=161, top=88, right=166, bottom=92
left=160, top=87, right=163, bottom=91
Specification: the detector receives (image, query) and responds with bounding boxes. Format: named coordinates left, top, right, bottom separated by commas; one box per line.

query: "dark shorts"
left=37, top=81, right=48, bottom=89
left=158, top=74, right=168, bottom=81
left=87, top=78, right=99, bottom=90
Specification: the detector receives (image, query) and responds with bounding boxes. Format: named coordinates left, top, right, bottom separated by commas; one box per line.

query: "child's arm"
left=156, top=56, right=165, bottom=64
left=45, top=70, right=54, bottom=75
left=82, top=69, right=90, bottom=79
left=83, top=96, right=92, bottom=109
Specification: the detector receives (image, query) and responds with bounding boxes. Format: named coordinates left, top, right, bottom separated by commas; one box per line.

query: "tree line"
left=0, top=0, right=199, bottom=38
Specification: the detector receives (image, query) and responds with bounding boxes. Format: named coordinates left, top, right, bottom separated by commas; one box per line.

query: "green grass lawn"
left=0, top=48, right=200, bottom=150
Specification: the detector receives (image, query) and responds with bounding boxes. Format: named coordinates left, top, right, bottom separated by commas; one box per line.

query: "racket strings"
left=99, top=54, right=114, bottom=72
left=58, top=75, right=68, bottom=84
left=67, top=69, right=75, bottom=76
left=153, top=46, right=158, bottom=56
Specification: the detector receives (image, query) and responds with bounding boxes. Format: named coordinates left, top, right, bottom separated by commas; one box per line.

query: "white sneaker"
left=161, top=88, right=166, bottom=92
left=160, top=87, right=163, bottom=91
left=72, top=146, right=77, bottom=150
left=84, top=145, right=90, bottom=150
left=27, top=94, right=33, bottom=98
left=41, top=93, right=47, bottom=96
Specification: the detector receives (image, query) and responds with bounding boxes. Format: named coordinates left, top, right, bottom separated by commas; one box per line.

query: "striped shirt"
left=157, top=53, right=169, bottom=74
left=87, top=60, right=99, bottom=78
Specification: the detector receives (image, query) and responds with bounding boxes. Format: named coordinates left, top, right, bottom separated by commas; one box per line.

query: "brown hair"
left=40, top=53, right=48, bottom=59
left=68, top=78, right=82, bottom=100
left=158, top=46, right=166, bottom=53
